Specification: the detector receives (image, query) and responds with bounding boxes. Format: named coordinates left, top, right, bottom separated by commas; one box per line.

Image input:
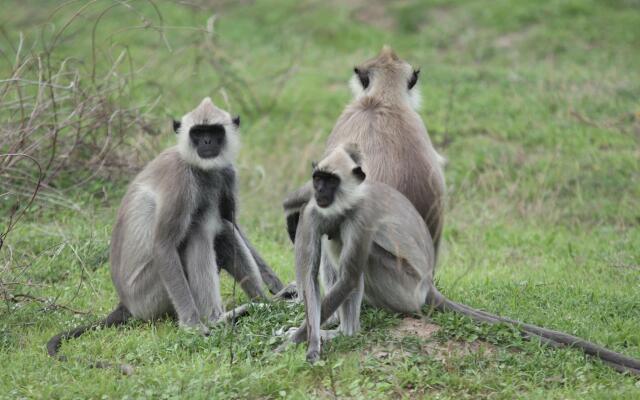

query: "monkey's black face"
left=189, top=124, right=226, bottom=159
left=312, top=171, right=340, bottom=208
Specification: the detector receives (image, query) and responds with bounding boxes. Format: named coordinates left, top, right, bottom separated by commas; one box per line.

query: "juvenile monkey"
left=48, top=97, right=284, bottom=363
left=285, top=145, right=640, bottom=375
left=284, top=46, right=445, bottom=258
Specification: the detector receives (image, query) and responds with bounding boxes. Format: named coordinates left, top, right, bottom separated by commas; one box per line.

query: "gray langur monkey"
left=284, top=46, right=446, bottom=263
left=284, top=144, right=640, bottom=375
left=48, top=97, right=285, bottom=365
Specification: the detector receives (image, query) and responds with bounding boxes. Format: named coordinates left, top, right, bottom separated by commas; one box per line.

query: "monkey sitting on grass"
left=47, top=97, right=287, bottom=371
left=282, top=144, right=640, bottom=375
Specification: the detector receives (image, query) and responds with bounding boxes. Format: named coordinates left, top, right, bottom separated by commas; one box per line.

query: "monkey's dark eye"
left=354, top=67, right=370, bottom=89
left=408, top=69, right=420, bottom=90
left=312, top=171, right=340, bottom=189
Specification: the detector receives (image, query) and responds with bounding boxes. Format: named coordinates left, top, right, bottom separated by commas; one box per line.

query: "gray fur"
left=285, top=146, right=640, bottom=375
left=48, top=98, right=284, bottom=366
left=109, top=98, right=268, bottom=333
left=284, top=46, right=446, bottom=264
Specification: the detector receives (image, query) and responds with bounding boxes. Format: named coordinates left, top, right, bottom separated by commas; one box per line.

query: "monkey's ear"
left=354, top=67, right=370, bottom=89
left=408, top=69, right=420, bottom=90
left=173, top=120, right=181, bottom=133
left=232, top=115, right=240, bottom=127
left=352, top=166, right=366, bottom=182
left=311, top=161, right=318, bottom=170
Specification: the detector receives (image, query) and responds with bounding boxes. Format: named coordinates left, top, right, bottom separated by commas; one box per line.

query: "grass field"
left=1, top=0, right=639, bottom=398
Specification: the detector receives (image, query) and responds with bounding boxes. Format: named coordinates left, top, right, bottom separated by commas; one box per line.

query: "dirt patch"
left=392, top=317, right=441, bottom=340
left=365, top=317, right=496, bottom=363
left=493, top=27, right=535, bottom=49
left=425, top=339, right=496, bottom=362
left=328, top=0, right=397, bottom=30
left=351, top=2, right=396, bottom=31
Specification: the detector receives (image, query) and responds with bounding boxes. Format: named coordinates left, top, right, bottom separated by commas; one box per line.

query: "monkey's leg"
left=233, top=224, right=284, bottom=295
left=154, top=247, right=208, bottom=334
left=337, top=273, right=364, bottom=336
left=424, top=195, right=445, bottom=264
left=217, top=221, right=267, bottom=300
left=303, top=253, right=323, bottom=363
left=319, top=241, right=339, bottom=328
left=365, top=247, right=427, bottom=314
left=315, top=274, right=364, bottom=343
left=291, top=272, right=359, bottom=346
left=183, top=228, right=224, bottom=325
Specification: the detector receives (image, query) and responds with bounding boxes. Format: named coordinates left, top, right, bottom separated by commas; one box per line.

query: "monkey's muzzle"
left=197, top=146, right=222, bottom=159
left=315, top=193, right=334, bottom=208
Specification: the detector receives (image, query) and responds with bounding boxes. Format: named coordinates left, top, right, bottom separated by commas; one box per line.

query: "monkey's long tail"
left=47, top=303, right=134, bottom=375
left=426, top=288, right=640, bottom=376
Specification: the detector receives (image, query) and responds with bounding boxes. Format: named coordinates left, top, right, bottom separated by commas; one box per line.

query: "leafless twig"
left=3, top=292, right=89, bottom=315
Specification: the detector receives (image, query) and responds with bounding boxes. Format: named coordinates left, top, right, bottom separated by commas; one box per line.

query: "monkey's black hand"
left=273, top=281, right=298, bottom=301
left=306, top=350, right=320, bottom=364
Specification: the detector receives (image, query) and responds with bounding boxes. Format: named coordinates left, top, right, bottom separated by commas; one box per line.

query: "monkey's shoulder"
left=367, top=182, right=424, bottom=220
left=330, top=101, right=426, bottom=150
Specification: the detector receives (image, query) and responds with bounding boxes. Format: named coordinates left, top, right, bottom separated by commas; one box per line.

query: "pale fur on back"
left=328, top=46, right=447, bottom=252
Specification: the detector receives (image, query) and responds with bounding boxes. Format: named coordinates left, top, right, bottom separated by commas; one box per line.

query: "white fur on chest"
left=325, top=236, right=342, bottom=267
left=199, top=206, right=223, bottom=239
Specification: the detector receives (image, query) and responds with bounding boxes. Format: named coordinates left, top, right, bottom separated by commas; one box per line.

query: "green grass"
left=1, top=0, right=640, bottom=398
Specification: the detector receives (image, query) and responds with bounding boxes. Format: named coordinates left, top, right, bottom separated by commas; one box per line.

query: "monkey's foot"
left=273, top=281, right=298, bottom=301
left=319, top=329, right=340, bottom=342
left=179, top=321, right=210, bottom=336
left=306, top=349, right=321, bottom=364
left=206, top=309, right=225, bottom=326
left=321, top=314, right=339, bottom=329
left=274, top=326, right=301, bottom=353
left=215, top=304, right=253, bottom=325
left=274, top=326, right=298, bottom=339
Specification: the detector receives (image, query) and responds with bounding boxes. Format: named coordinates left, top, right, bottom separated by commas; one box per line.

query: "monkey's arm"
left=218, top=166, right=285, bottom=294
left=215, top=221, right=267, bottom=299
left=291, top=221, right=371, bottom=348
left=153, top=204, right=203, bottom=329
left=283, top=182, right=313, bottom=243
left=296, top=215, right=323, bottom=361
left=234, top=226, right=285, bottom=294
left=219, top=167, right=237, bottom=223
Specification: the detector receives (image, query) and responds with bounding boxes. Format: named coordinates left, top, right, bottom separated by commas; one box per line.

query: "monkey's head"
left=173, top=97, right=241, bottom=170
left=350, top=45, right=421, bottom=110
left=311, top=144, right=366, bottom=217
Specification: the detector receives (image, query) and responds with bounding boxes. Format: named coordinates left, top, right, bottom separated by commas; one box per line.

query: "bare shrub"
left=0, top=1, right=299, bottom=315
left=0, top=1, right=166, bottom=312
